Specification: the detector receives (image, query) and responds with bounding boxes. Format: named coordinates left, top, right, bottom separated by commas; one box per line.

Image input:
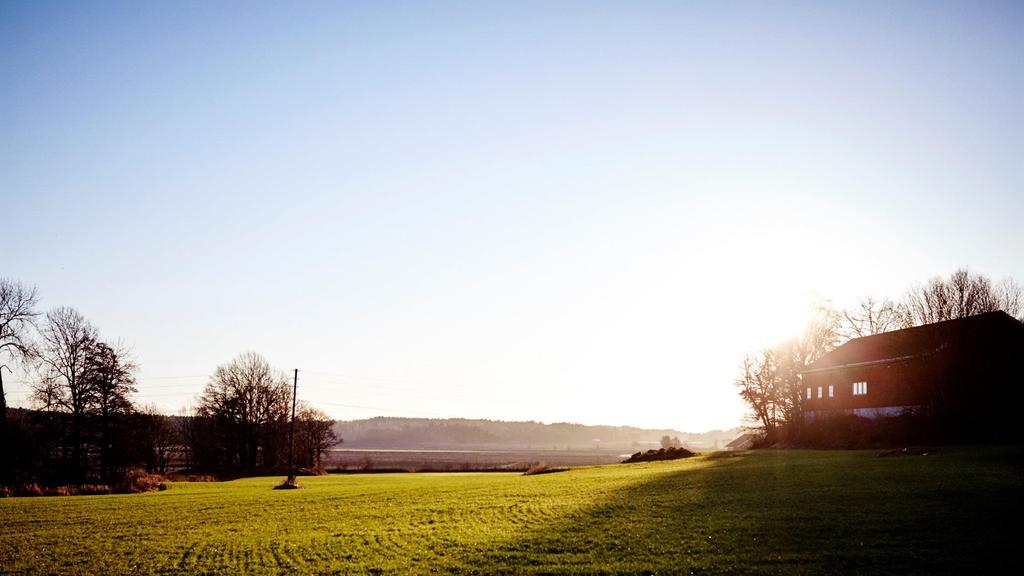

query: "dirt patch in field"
left=621, top=447, right=696, bottom=463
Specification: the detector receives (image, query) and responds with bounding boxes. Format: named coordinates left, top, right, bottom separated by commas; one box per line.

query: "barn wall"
left=798, top=315, right=1024, bottom=437
left=801, top=359, right=933, bottom=415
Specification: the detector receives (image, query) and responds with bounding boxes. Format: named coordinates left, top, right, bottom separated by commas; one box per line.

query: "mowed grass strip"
left=1, top=447, right=1020, bottom=575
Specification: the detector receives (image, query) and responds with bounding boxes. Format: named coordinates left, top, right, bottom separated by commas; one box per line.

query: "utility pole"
left=0, top=366, right=6, bottom=484
left=287, top=368, right=298, bottom=482
left=0, top=365, right=8, bottom=437
left=0, top=366, right=8, bottom=454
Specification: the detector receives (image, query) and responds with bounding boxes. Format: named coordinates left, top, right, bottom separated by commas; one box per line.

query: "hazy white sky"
left=3, top=1, right=1022, bottom=431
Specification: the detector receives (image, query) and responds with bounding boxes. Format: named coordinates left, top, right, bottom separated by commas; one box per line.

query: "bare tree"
left=33, top=307, right=99, bottom=481
left=903, top=269, right=1021, bottom=325
left=772, top=340, right=806, bottom=426
left=735, top=304, right=842, bottom=440
left=83, top=341, right=137, bottom=481
left=658, top=435, right=682, bottom=449
left=197, top=352, right=291, bottom=471
left=0, top=278, right=40, bottom=481
left=735, top=349, right=781, bottom=437
left=140, top=404, right=179, bottom=474
left=801, top=304, right=844, bottom=362
left=780, top=303, right=843, bottom=421
left=995, top=277, right=1024, bottom=320
left=842, top=296, right=911, bottom=338
left=294, top=403, right=338, bottom=468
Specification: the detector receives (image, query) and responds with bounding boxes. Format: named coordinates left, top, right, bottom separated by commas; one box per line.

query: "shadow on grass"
left=450, top=448, right=1022, bottom=575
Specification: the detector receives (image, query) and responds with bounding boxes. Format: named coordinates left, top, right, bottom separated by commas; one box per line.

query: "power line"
left=301, top=369, right=416, bottom=383
left=133, top=382, right=207, bottom=389
left=19, top=366, right=472, bottom=417
left=299, top=373, right=476, bottom=396
left=304, top=398, right=451, bottom=418
left=7, top=370, right=460, bottom=419
left=133, top=374, right=210, bottom=380
left=129, top=380, right=467, bottom=403
left=127, top=379, right=476, bottom=405
left=132, top=371, right=459, bottom=396
left=296, top=379, right=471, bottom=397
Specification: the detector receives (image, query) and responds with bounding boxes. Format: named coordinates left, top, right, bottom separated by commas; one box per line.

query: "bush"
left=4, top=484, right=67, bottom=497
left=524, top=462, right=547, bottom=475
left=523, top=462, right=568, bottom=476
left=78, top=484, right=112, bottom=495
left=115, top=468, right=165, bottom=494
left=782, top=413, right=933, bottom=449
left=2, top=478, right=150, bottom=497
left=17, top=483, right=44, bottom=497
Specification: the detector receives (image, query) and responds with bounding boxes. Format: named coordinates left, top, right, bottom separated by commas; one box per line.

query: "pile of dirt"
left=273, top=478, right=302, bottom=490
left=621, top=446, right=696, bottom=463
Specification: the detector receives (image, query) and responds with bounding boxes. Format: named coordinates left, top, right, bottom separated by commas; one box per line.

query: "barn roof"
left=803, top=311, right=1024, bottom=374
left=725, top=433, right=758, bottom=449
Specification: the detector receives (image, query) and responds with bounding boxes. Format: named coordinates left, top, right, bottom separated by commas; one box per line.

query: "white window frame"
left=828, top=385, right=834, bottom=398
left=806, top=387, right=812, bottom=399
left=817, top=386, right=823, bottom=399
left=852, top=381, right=868, bottom=396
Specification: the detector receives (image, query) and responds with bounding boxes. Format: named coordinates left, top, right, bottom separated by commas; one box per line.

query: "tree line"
left=0, top=278, right=337, bottom=490
left=334, top=416, right=693, bottom=449
left=734, top=269, right=1024, bottom=444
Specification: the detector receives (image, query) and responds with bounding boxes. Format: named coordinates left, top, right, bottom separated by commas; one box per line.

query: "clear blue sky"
left=3, top=0, right=1022, bottom=431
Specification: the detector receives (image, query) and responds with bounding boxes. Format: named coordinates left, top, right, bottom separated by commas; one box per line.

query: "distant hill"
left=333, top=417, right=741, bottom=451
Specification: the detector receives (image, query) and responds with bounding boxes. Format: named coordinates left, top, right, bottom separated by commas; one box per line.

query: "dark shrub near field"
left=522, top=462, right=568, bottom=475
left=115, top=468, right=165, bottom=494
left=0, top=469, right=165, bottom=497
left=777, top=413, right=940, bottom=449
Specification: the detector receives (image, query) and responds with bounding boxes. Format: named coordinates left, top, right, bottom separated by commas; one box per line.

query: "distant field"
left=325, top=448, right=625, bottom=471
left=1, top=447, right=1020, bottom=574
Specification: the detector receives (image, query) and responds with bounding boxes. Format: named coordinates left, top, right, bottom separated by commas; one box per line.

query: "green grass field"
left=1, top=447, right=1020, bottom=575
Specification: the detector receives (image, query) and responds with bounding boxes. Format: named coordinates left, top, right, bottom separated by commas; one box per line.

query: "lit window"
left=817, top=386, right=823, bottom=399
left=852, top=381, right=868, bottom=395
left=806, top=387, right=812, bottom=399
left=828, top=385, right=834, bottom=398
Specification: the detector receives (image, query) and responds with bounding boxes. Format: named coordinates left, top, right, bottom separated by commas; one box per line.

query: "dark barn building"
left=800, top=311, right=1024, bottom=440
